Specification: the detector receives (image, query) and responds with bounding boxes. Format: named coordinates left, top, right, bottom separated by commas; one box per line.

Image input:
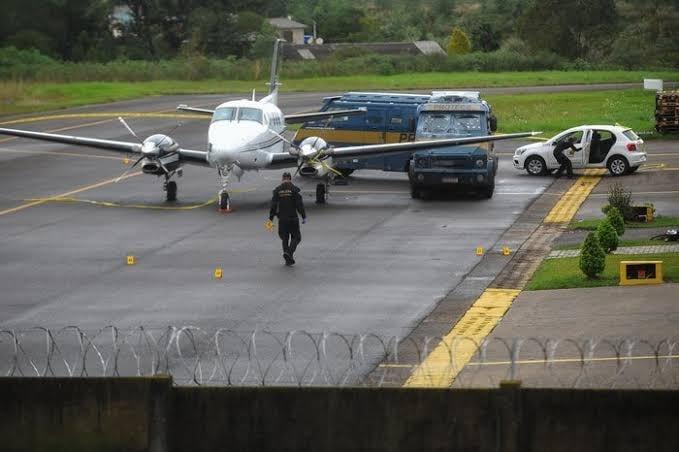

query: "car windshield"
left=417, top=112, right=484, bottom=135
left=212, top=107, right=236, bottom=123
left=238, top=107, right=263, bottom=124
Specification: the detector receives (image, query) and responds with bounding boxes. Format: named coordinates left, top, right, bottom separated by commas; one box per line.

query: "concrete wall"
left=0, top=377, right=170, bottom=452
left=2, top=378, right=679, bottom=452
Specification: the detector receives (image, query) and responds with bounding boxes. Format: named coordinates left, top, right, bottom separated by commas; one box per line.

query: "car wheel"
left=607, top=155, right=628, bottom=176
left=525, top=156, right=547, bottom=176
left=410, top=185, right=420, bottom=199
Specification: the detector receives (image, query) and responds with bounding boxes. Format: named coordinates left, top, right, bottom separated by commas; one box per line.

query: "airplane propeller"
left=114, top=117, right=182, bottom=182
left=267, top=129, right=342, bottom=177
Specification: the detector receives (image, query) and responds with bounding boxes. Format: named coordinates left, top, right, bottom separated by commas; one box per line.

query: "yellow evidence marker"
left=214, top=267, right=223, bottom=279
left=126, top=255, right=136, bottom=265
left=475, top=247, right=484, bottom=256
left=502, top=246, right=511, bottom=256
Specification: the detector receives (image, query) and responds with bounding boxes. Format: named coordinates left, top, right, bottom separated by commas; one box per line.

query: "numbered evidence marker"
left=214, top=267, right=223, bottom=279
left=475, top=247, right=484, bottom=256
left=126, top=255, right=136, bottom=265
left=502, top=246, right=511, bottom=256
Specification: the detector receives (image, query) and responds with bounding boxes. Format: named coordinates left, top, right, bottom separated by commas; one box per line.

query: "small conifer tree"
left=447, top=27, right=472, bottom=55
left=606, top=206, right=625, bottom=236
left=597, top=218, right=619, bottom=253
left=579, top=231, right=606, bottom=278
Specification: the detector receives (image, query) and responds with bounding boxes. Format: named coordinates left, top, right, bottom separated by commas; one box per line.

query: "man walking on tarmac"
left=553, top=135, right=579, bottom=179
left=268, top=172, right=306, bottom=266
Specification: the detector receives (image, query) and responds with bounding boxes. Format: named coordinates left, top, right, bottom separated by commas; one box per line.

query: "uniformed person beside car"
left=268, top=172, right=306, bottom=266
left=553, top=135, right=579, bottom=179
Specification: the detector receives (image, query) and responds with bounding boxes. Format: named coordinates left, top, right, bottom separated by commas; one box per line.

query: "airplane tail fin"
left=260, top=39, right=283, bottom=105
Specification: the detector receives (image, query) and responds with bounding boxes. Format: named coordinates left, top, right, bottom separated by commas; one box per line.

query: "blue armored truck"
left=408, top=91, right=498, bottom=199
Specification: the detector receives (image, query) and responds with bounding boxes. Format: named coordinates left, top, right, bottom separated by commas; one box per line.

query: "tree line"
left=0, top=0, right=677, bottom=68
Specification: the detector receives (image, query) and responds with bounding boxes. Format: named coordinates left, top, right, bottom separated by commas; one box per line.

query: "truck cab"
left=408, top=91, right=498, bottom=199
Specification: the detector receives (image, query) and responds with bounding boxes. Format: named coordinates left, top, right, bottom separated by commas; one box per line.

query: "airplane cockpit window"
left=212, top=107, right=236, bottom=123
left=238, top=108, right=263, bottom=123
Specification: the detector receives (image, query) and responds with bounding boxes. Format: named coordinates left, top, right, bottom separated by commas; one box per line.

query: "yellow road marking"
left=22, top=196, right=217, bottom=211
left=0, top=112, right=207, bottom=126
left=544, top=168, right=605, bottom=223
left=403, top=288, right=521, bottom=388
left=0, top=172, right=141, bottom=217
left=0, top=146, right=126, bottom=162
left=382, top=353, right=679, bottom=369
left=467, top=354, right=679, bottom=367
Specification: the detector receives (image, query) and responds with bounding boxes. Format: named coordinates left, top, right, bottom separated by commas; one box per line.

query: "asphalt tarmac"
left=0, top=93, right=550, bottom=339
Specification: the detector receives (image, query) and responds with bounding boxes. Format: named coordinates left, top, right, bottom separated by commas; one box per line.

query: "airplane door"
left=571, top=129, right=591, bottom=168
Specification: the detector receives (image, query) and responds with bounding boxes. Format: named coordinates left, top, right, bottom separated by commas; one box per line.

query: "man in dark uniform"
left=269, top=172, right=306, bottom=266
left=553, top=135, right=579, bottom=178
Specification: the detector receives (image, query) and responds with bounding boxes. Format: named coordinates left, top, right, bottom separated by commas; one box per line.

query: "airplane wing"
left=327, top=131, right=541, bottom=159
left=0, top=127, right=210, bottom=167
left=177, top=105, right=214, bottom=115
left=283, top=108, right=366, bottom=124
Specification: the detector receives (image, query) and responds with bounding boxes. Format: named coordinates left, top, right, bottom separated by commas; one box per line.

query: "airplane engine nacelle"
left=299, top=163, right=328, bottom=178
left=141, top=159, right=162, bottom=175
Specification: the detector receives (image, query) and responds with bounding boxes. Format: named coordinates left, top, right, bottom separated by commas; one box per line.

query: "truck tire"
left=316, top=183, right=326, bottom=204
left=480, top=183, right=494, bottom=199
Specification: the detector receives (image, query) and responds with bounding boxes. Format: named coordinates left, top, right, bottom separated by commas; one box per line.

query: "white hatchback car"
left=513, top=125, right=647, bottom=176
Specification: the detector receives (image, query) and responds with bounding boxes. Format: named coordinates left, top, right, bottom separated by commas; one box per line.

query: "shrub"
left=596, top=219, right=619, bottom=253
left=606, top=206, right=625, bottom=236
left=579, top=232, right=606, bottom=278
left=604, top=182, right=634, bottom=220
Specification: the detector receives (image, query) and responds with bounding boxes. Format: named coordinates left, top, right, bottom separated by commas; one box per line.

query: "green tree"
left=606, top=206, right=625, bottom=236
left=517, top=0, right=618, bottom=59
left=579, top=232, right=606, bottom=278
left=596, top=219, right=619, bottom=253
left=447, top=27, right=471, bottom=54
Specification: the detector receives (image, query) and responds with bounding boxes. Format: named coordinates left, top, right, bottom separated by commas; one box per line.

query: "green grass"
left=1, top=70, right=678, bottom=120
left=526, top=253, right=679, bottom=290
left=570, top=216, right=679, bottom=231
left=553, top=239, right=669, bottom=250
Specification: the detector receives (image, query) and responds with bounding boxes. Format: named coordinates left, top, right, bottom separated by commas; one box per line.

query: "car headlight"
left=515, top=148, right=526, bottom=156
left=475, top=159, right=485, bottom=168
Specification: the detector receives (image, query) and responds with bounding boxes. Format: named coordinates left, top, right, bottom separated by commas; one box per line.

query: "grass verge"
left=526, top=252, right=679, bottom=290
left=570, top=216, right=679, bottom=231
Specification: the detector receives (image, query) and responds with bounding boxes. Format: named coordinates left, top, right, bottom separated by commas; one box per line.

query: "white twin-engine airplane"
left=0, top=40, right=539, bottom=211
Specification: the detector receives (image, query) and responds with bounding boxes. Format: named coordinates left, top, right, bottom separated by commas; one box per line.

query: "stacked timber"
left=656, top=91, right=679, bottom=134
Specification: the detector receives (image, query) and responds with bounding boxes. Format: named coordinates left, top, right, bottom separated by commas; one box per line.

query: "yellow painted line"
left=403, top=288, right=521, bottom=388
left=0, top=112, right=207, bottom=126
left=0, top=172, right=141, bottom=217
left=0, top=146, right=126, bottom=162
left=22, top=196, right=217, bottom=211
left=544, top=168, right=605, bottom=223
left=467, top=354, right=679, bottom=367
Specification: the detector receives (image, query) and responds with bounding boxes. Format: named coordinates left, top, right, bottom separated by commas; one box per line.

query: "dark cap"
left=282, top=172, right=292, bottom=180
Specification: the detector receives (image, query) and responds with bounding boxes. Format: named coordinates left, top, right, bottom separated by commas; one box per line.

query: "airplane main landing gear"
left=164, top=179, right=177, bottom=202
left=316, top=183, right=327, bottom=204
left=219, top=191, right=230, bottom=211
